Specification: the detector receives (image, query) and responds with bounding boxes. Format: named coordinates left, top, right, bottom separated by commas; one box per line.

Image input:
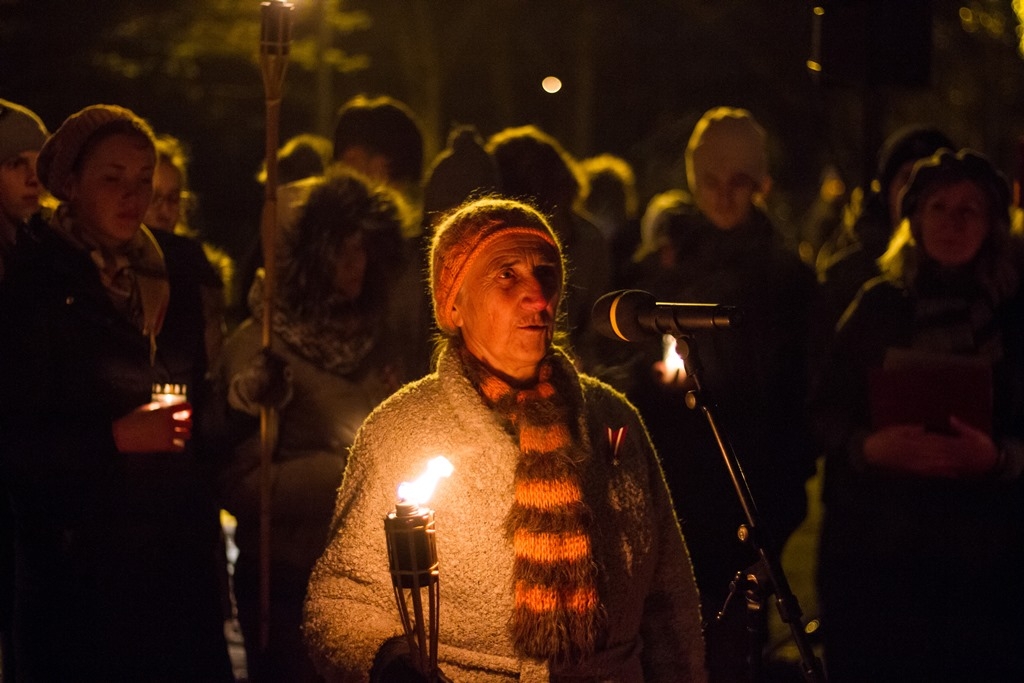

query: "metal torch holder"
left=385, top=502, right=441, bottom=681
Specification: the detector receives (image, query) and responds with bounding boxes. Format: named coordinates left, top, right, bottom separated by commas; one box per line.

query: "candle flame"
left=662, top=334, right=686, bottom=378
left=397, top=456, right=454, bottom=506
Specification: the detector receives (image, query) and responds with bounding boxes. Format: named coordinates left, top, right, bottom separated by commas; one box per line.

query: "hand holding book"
left=863, top=415, right=999, bottom=478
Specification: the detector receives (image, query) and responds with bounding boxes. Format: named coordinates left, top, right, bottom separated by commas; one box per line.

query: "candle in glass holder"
left=151, top=383, right=188, bottom=406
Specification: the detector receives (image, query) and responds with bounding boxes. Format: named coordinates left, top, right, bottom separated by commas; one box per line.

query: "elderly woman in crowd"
left=812, top=149, right=1024, bottom=682
left=303, top=197, right=707, bottom=682
left=0, top=104, right=232, bottom=681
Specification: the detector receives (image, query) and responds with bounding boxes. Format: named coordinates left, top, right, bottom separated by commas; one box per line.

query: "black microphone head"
left=592, top=290, right=656, bottom=342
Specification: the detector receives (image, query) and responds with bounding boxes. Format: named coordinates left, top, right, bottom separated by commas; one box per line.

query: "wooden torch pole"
left=257, top=0, right=293, bottom=652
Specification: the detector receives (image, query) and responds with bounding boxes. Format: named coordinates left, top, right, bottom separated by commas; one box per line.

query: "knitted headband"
left=0, top=99, right=48, bottom=163
left=37, top=104, right=156, bottom=201
left=430, top=215, right=560, bottom=335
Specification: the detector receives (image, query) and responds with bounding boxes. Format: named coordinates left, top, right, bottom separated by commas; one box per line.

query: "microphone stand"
left=673, top=332, right=826, bottom=683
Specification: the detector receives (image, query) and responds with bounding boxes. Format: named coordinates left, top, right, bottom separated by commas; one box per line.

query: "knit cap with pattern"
left=429, top=199, right=562, bottom=335
left=37, top=104, right=156, bottom=202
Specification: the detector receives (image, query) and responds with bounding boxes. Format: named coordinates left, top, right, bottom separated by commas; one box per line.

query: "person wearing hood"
left=213, top=168, right=407, bottom=682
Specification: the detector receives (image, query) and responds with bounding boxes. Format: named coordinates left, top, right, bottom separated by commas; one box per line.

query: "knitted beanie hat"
left=0, top=99, right=48, bottom=163
left=430, top=198, right=562, bottom=335
left=685, top=107, right=769, bottom=192
left=875, top=125, right=955, bottom=198
left=422, top=125, right=500, bottom=224
left=37, top=104, right=156, bottom=201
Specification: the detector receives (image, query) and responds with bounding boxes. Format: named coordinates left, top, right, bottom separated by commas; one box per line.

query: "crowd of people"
left=0, top=91, right=1022, bottom=683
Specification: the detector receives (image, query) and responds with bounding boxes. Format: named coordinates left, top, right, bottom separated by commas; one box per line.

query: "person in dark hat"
left=0, top=95, right=49, bottom=683
left=814, top=126, right=956, bottom=342
left=331, top=94, right=430, bottom=380
left=0, top=98, right=49, bottom=281
left=812, top=148, right=1024, bottom=682
left=421, top=124, right=500, bottom=232
left=0, top=104, right=233, bottom=681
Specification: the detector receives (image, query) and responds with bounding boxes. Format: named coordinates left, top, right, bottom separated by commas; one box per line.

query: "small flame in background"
left=397, top=456, right=454, bottom=507
left=662, top=334, right=686, bottom=380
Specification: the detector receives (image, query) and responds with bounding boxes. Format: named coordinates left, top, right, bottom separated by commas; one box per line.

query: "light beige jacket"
left=304, top=345, right=707, bottom=682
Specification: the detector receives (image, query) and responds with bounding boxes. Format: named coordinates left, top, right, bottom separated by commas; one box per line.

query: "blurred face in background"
left=692, top=163, right=761, bottom=231
left=333, top=231, right=367, bottom=300
left=0, top=150, right=41, bottom=225
left=916, top=179, right=991, bottom=268
left=66, top=133, right=155, bottom=249
left=144, top=159, right=183, bottom=233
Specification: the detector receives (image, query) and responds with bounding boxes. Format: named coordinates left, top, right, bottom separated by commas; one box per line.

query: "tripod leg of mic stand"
left=744, top=571, right=769, bottom=683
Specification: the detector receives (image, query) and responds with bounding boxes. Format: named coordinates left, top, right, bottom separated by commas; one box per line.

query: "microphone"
left=592, top=290, right=741, bottom=342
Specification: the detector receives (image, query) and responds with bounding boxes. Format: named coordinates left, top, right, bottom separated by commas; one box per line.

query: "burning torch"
left=384, top=456, right=453, bottom=682
left=257, top=0, right=293, bottom=652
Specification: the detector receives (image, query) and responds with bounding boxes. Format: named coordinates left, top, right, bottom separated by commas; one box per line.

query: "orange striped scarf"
left=460, top=345, right=605, bottom=664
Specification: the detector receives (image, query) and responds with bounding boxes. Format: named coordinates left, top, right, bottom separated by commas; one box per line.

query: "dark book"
left=868, top=348, right=993, bottom=435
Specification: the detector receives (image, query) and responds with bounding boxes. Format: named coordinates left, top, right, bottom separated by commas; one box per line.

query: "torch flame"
left=397, top=456, right=454, bottom=506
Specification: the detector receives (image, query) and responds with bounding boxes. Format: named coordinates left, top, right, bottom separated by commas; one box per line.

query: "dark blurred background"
left=3, top=0, right=1023, bottom=261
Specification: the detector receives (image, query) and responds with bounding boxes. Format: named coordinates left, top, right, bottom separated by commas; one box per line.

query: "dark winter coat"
left=0, top=223, right=231, bottom=682
left=304, top=345, right=707, bottom=682
left=812, top=274, right=1024, bottom=682
left=628, top=208, right=817, bottom=612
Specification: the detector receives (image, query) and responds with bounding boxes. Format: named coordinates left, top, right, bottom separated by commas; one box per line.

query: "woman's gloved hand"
left=228, top=347, right=294, bottom=414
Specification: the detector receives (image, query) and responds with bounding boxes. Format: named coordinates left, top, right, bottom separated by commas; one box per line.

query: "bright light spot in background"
left=542, top=76, right=562, bottom=94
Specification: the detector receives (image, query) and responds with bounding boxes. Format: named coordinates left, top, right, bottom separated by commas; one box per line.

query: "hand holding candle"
left=112, top=400, right=193, bottom=453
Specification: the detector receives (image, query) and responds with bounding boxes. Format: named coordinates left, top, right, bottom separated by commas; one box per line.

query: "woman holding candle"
left=812, top=149, right=1024, bottom=681
left=214, top=168, right=406, bottom=682
left=304, top=197, right=707, bottom=682
left=0, top=104, right=232, bottom=681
